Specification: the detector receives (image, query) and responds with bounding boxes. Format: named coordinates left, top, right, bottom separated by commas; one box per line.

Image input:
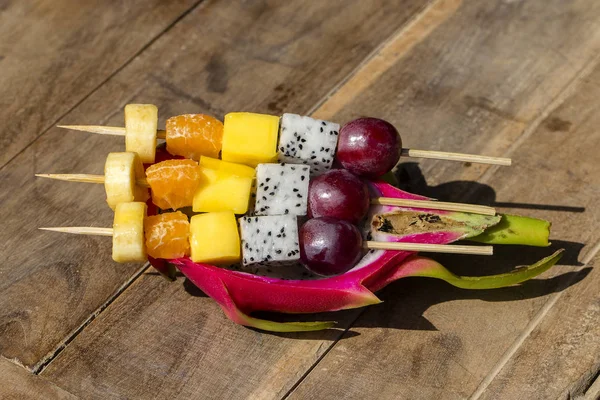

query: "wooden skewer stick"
left=57, top=125, right=510, bottom=166
left=36, top=174, right=495, bottom=216
left=365, top=241, right=493, bottom=256
left=39, top=227, right=114, bottom=236
left=372, top=197, right=496, bottom=216
left=57, top=125, right=167, bottom=139
left=401, top=148, right=511, bottom=166
left=40, top=226, right=492, bottom=256
left=35, top=174, right=149, bottom=187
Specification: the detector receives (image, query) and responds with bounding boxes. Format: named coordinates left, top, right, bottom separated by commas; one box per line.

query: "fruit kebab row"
left=37, top=153, right=496, bottom=216
left=58, top=104, right=511, bottom=167
left=41, top=201, right=492, bottom=276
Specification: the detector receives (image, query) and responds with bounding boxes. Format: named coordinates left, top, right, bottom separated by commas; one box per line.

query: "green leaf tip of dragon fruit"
left=470, top=214, right=551, bottom=247
left=401, top=249, right=563, bottom=289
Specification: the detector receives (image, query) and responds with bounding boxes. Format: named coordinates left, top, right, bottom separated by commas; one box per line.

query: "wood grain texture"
left=0, top=357, right=77, bottom=400
left=480, top=258, right=600, bottom=400
left=44, top=273, right=357, bottom=399
left=1, top=0, right=430, bottom=379
left=0, top=0, right=199, bottom=168
left=314, top=0, right=600, bottom=192
left=472, top=62, right=600, bottom=399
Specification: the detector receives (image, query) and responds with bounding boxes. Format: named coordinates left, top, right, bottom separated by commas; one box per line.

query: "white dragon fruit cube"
left=254, top=163, right=309, bottom=216
left=239, top=215, right=300, bottom=266
left=277, top=113, right=339, bottom=176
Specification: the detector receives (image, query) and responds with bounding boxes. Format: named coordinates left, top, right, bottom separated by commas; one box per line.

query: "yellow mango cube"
left=190, top=211, right=241, bottom=265
left=221, top=112, right=279, bottom=167
left=199, top=156, right=255, bottom=178
left=193, top=171, right=252, bottom=214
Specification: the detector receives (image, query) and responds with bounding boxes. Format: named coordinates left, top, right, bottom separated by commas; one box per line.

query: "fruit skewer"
left=36, top=171, right=497, bottom=216
left=41, top=226, right=493, bottom=255
left=40, top=202, right=494, bottom=264
left=59, top=105, right=511, bottom=167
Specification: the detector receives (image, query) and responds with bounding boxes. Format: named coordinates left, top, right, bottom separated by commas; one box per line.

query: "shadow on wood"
left=395, top=162, right=586, bottom=213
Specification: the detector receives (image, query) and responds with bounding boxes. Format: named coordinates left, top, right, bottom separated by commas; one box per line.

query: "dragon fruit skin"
left=167, top=181, right=561, bottom=332
left=170, top=183, right=485, bottom=330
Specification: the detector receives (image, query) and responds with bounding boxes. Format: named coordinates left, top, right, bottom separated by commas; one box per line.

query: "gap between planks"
left=15, top=0, right=209, bottom=375
left=307, top=0, right=463, bottom=120
left=468, top=240, right=600, bottom=400
left=0, top=355, right=80, bottom=399
left=0, top=0, right=207, bottom=173
left=32, top=263, right=150, bottom=374
left=465, top=50, right=600, bottom=400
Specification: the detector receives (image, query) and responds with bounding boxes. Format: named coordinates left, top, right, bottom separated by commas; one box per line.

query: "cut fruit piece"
left=193, top=174, right=253, bottom=214
left=199, top=156, right=255, bottom=178
left=144, top=211, right=190, bottom=259
left=190, top=211, right=241, bottom=265
left=124, top=104, right=158, bottom=163
left=145, top=159, right=203, bottom=211
left=112, top=202, right=147, bottom=263
left=166, top=114, right=224, bottom=160
left=277, top=113, right=340, bottom=176
left=239, top=215, right=300, bottom=266
left=221, top=112, right=279, bottom=167
left=254, top=163, right=309, bottom=216
left=104, top=152, right=149, bottom=210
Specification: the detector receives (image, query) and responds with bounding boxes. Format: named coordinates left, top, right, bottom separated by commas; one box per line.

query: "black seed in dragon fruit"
left=254, top=163, right=309, bottom=216
left=277, top=113, right=340, bottom=176
left=239, top=215, right=300, bottom=266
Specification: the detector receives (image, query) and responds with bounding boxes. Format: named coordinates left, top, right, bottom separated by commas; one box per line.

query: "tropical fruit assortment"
left=38, top=105, right=563, bottom=331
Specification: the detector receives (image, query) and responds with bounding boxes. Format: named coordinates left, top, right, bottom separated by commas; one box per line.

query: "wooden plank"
left=0, top=0, right=431, bottom=377
left=287, top=3, right=600, bottom=396
left=479, top=257, right=600, bottom=400
left=314, top=0, right=600, bottom=191
left=471, top=61, right=600, bottom=398
left=0, top=357, right=76, bottom=400
left=38, top=0, right=600, bottom=399
left=0, top=0, right=199, bottom=168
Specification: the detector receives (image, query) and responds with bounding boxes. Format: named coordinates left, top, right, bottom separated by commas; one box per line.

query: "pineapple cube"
left=199, top=156, right=255, bottom=178
left=221, top=112, right=279, bottom=167
left=190, top=211, right=240, bottom=265
left=125, top=104, right=158, bottom=163
left=193, top=163, right=253, bottom=214
left=112, top=202, right=147, bottom=263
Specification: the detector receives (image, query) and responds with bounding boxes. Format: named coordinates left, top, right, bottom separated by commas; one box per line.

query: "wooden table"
left=1, top=1, right=599, bottom=398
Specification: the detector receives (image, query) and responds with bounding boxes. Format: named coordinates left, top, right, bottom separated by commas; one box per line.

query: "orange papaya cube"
left=165, top=114, right=224, bottom=160
left=145, top=159, right=203, bottom=210
left=144, top=211, right=190, bottom=259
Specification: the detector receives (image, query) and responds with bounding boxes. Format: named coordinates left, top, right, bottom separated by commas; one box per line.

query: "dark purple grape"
left=308, top=169, right=370, bottom=224
left=336, top=117, right=402, bottom=178
left=299, top=217, right=363, bottom=276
